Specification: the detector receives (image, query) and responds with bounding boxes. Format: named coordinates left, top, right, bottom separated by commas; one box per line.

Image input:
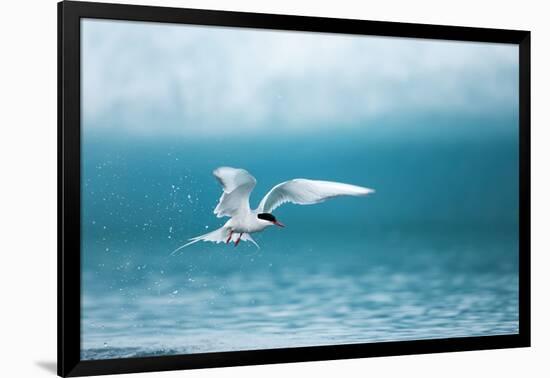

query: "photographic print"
left=79, top=18, right=520, bottom=361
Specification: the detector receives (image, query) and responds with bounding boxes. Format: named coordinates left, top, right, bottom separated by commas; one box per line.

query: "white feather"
left=240, top=233, right=260, bottom=249
left=212, top=167, right=256, bottom=218
left=258, top=179, right=374, bottom=213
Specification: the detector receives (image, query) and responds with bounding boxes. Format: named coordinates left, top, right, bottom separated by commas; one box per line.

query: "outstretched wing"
left=213, top=167, right=257, bottom=218
left=258, top=179, right=374, bottom=213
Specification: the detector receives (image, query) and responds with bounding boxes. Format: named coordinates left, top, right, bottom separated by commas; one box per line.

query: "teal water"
left=81, top=117, right=519, bottom=360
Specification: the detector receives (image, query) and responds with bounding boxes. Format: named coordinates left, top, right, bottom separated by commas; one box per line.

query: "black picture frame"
left=58, top=1, right=531, bottom=376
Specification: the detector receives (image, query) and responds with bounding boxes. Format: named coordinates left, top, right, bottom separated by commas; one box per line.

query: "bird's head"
left=257, top=213, right=285, bottom=228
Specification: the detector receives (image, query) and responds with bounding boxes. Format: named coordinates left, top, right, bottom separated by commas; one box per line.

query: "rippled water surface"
left=83, top=249, right=518, bottom=360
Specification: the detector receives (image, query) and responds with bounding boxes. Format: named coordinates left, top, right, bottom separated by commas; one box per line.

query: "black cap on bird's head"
left=257, top=213, right=285, bottom=227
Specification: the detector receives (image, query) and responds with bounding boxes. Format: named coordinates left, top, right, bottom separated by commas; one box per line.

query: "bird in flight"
left=171, top=167, right=374, bottom=253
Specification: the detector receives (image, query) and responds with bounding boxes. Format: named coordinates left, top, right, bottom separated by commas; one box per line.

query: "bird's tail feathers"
left=170, top=227, right=260, bottom=255
left=170, top=226, right=229, bottom=255
left=240, top=233, right=260, bottom=249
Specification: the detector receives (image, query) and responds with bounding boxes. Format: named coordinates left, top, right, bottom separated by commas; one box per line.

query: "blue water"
left=81, top=117, right=519, bottom=360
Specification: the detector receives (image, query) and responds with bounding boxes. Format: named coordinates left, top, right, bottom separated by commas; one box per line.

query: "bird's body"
left=171, top=167, right=374, bottom=253
left=224, top=210, right=272, bottom=234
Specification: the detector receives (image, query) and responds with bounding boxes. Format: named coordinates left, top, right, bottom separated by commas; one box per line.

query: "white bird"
left=171, top=167, right=374, bottom=253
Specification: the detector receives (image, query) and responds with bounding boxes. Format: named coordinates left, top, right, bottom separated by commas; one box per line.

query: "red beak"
left=274, top=221, right=285, bottom=228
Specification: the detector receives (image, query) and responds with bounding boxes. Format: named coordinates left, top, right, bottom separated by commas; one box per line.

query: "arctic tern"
left=171, top=167, right=374, bottom=253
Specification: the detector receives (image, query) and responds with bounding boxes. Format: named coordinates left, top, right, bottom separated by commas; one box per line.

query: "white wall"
left=0, top=0, right=547, bottom=377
